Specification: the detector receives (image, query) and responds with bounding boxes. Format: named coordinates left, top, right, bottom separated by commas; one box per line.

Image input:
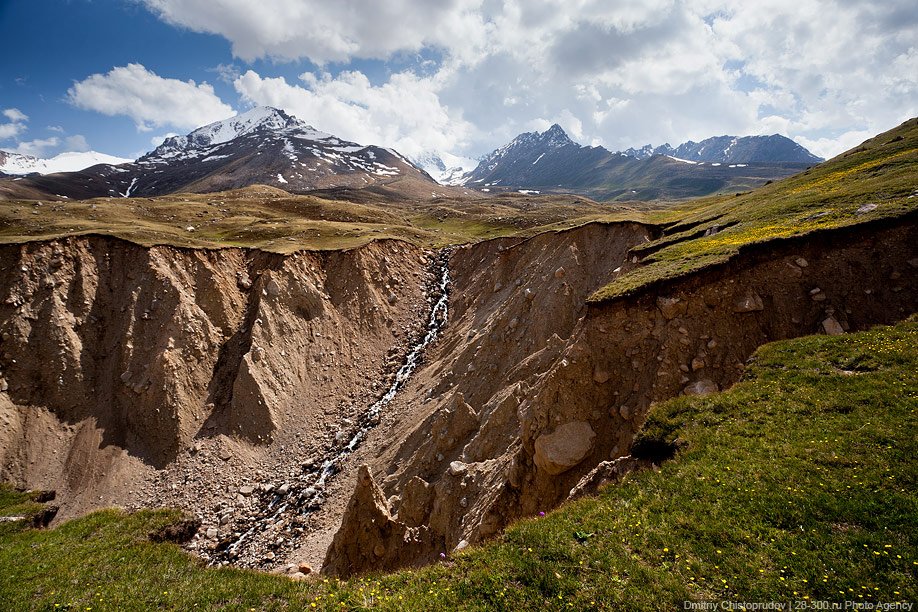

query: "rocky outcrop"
left=323, top=465, right=431, bottom=577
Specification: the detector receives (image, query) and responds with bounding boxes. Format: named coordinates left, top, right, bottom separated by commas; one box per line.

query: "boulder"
left=822, top=316, right=845, bottom=336
left=684, top=379, right=718, bottom=396
left=733, top=291, right=764, bottom=313
left=533, top=421, right=596, bottom=475
left=656, top=296, right=685, bottom=320
left=265, top=278, right=282, bottom=297
left=592, top=368, right=611, bottom=384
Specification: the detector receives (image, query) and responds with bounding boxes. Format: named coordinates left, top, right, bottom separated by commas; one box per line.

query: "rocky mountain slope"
left=2, top=107, right=443, bottom=200
left=459, top=125, right=817, bottom=200
left=0, top=150, right=132, bottom=176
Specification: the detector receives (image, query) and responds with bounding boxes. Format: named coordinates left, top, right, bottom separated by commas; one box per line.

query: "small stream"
left=206, top=250, right=451, bottom=567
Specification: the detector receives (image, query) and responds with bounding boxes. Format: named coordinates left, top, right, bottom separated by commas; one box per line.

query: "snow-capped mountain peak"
left=7, top=106, right=438, bottom=199
left=542, top=124, right=574, bottom=147
left=409, top=150, right=478, bottom=185
left=145, top=106, right=335, bottom=161
left=615, top=134, right=821, bottom=164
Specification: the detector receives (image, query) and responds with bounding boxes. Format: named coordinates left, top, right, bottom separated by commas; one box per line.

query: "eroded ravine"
left=204, top=251, right=451, bottom=567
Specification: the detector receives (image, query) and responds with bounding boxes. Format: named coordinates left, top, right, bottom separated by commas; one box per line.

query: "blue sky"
left=2, top=1, right=916, bottom=163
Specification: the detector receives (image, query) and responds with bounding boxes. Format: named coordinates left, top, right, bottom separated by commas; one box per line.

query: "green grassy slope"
left=3, top=320, right=915, bottom=610
left=589, top=117, right=918, bottom=302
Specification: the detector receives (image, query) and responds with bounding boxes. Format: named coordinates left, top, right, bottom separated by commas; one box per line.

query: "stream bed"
left=201, top=249, right=452, bottom=568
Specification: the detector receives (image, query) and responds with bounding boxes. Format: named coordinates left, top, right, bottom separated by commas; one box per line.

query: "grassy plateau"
left=0, top=185, right=641, bottom=253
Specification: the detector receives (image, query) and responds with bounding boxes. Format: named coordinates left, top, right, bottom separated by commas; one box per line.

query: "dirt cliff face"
left=0, top=218, right=914, bottom=577
left=0, top=236, right=431, bottom=531
left=324, top=219, right=917, bottom=576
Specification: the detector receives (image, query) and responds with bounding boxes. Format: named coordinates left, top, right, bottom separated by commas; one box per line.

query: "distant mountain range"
left=455, top=125, right=821, bottom=200
left=0, top=108, right=824, bottom=202
left=0, top=107, right=444, bottom=201
left=619, top=134, right=822, bottom=164
left=0, top=150, right=132, bottom=176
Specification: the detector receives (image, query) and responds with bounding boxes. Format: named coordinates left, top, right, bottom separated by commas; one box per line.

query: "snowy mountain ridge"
left=4, top=106, right=440, bottom=199
left=0, top=150, right=133, bottom=176
left=616, top=134, right=822, bottom=164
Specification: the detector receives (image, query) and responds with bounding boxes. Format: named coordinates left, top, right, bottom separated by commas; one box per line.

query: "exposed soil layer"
left=0, top=218, right=915, bottom=577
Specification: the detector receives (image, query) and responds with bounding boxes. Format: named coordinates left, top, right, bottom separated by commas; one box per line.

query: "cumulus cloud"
left=142, top=1, right=917, bottom=158
left=65, top=134, right=91, bottom=152
left=3, top=108, right=28, bottom=123
left=141, top=0, right=486, bottom=63
left=0, top=108, right=29, bottom=141
left=234, top=69, right=473, bottom=159
left=12, top=137, right=60, bottom=157
left=67, top=63, right=235, bottom=131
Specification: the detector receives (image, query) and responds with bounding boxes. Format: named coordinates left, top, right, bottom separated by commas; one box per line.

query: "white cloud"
left=0, top=108, right=28, bottom=141
left=141, top=1, right=917, bottom=159
left=67, top=63, right=235, bottom=131
left=12, top=137, right=60, bottom=157
left=0, top=123, right=25, bottom=140
left=234, top=69, right=473, bottom=159
left=3, top=108, right=28, bottom=123
left=65, top=134, right=90, bottom=152
left=209, top=63, right=241, bottom=84
left=141, top=0, right=486, bottom=63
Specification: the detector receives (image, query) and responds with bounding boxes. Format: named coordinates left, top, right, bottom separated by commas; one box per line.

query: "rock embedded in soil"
left=534, top=421, right=596, bottom=475
left=733, top=291, right=764, bottom=313
left=683, top=379, right=719, bottom=396
left=822, top=316, right=845, bottom=336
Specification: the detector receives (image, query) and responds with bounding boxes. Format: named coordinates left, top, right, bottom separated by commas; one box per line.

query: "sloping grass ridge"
left=2, top=319, right=916, bottom=610
left=589, top=117, right=918, bottom=302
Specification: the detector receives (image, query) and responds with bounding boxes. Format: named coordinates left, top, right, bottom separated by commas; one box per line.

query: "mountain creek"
left=0, top=217, right=915, bottom=577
